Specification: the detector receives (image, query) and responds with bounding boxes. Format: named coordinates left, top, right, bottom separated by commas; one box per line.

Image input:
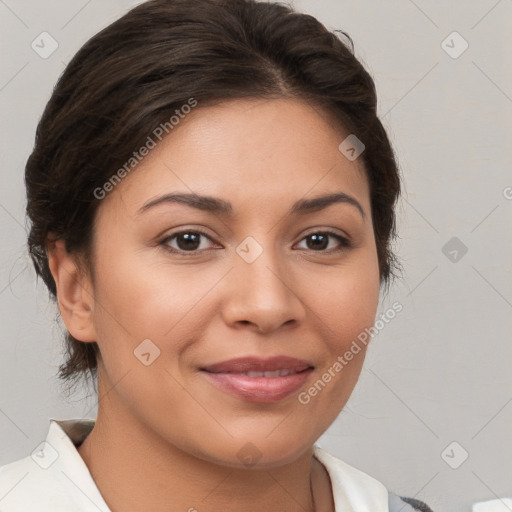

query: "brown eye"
left=296, top=231, right=351, bottom=252
left=161, top=230, right=215, bottom=253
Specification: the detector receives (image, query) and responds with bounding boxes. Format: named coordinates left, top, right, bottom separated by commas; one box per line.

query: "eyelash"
left=158, top=229, right=352, bottom=256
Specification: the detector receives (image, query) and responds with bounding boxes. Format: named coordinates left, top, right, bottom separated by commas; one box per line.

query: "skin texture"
left=48, top=98, right=381, bottom=512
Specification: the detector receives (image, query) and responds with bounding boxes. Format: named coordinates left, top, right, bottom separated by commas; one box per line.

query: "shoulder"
left=0, top=455, right=77, bottom=511
left=312, top=445, right=434, bottom=512
left=0, top=418, right=108, bottom=511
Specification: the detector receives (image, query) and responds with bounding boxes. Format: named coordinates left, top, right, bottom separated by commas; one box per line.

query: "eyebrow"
left=138, top=191, right=366, bottom=220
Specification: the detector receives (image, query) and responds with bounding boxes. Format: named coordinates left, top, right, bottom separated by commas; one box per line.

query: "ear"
left=47, top=239, right=97, bottom=343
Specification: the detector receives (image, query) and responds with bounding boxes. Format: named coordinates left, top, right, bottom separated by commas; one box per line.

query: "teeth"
left=243, top=369, right=295, bottom=377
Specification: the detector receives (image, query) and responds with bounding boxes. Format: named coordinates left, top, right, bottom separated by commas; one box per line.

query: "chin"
left=191, top=433, right=315, bottom=470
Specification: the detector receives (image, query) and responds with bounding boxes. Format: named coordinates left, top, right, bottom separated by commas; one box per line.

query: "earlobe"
left=47, top=239, right=97, bottom=343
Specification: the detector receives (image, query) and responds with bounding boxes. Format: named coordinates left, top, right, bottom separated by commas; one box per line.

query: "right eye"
left=159, top=229, right=218, bottom=254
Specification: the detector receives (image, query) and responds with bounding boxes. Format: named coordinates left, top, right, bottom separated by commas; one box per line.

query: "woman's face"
left=82, top=98, right=380, bottom=467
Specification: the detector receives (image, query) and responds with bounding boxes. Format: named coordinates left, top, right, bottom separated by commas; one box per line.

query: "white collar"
left=312, top=444, right=389, bottom=511
left=47, top=418, right=110, bottom=511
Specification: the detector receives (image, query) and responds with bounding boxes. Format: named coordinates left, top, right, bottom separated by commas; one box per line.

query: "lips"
left=200, top=356, right=314, bottom=402
left=200, top=356, right=313, bottom=374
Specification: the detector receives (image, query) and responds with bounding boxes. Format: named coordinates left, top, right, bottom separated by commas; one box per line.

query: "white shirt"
left=0, top=418, right=411, bottom=511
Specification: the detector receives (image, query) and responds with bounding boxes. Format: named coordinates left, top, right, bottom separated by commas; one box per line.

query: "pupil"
left=178, top=233, right=200, bottom=250
left=308, top=233, right=327, bottom=250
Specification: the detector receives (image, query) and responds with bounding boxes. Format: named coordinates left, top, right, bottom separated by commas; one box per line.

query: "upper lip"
left=201, top=356, right=314, bottom=373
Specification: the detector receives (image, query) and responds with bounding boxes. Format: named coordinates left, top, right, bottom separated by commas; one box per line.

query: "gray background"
left=1, top=1, right=511, bottom=511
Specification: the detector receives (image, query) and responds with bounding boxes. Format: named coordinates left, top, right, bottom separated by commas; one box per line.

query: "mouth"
left=207, top=368, right=308, bottom=377
left=200, top=356, right=314, bottom=402
left=200, top=355, right=314, bottom=374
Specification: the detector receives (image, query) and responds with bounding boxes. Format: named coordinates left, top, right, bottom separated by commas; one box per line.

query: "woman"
left=0, top=0, right=433, bottom=510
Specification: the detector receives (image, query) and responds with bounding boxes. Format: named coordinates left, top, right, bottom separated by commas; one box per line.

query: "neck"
left=77, top=371, right=334, bottom=512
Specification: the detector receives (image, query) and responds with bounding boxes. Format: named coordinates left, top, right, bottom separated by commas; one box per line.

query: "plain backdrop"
left=1, top=1, right=511, bottom=511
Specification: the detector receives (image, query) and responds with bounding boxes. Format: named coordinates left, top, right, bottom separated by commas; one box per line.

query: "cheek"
left=90, top=250, right=220, bottom=367
left=302, top=251, right=380, bottom=402
left=313, top=252, right=380, bottom=344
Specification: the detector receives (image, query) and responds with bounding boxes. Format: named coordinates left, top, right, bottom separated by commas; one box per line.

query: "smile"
left=201, top=367, right=313, bottom=402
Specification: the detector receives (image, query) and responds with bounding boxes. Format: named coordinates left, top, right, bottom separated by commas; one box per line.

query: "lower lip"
left=201, top=369, right=313, bottom=402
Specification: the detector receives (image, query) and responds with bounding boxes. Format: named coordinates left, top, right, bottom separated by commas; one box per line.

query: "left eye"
left=295, top=231, right=350, bottom=252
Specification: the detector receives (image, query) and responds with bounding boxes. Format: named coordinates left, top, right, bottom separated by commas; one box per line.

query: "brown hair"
left=25, top=0, right=401, bottom=395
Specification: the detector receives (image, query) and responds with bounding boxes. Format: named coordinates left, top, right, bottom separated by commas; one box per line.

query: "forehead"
left=103, top=97, right=370, bottom=216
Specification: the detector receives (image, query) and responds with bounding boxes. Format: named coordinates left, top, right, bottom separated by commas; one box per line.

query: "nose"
left=220, top=242, right=306, bottom=334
